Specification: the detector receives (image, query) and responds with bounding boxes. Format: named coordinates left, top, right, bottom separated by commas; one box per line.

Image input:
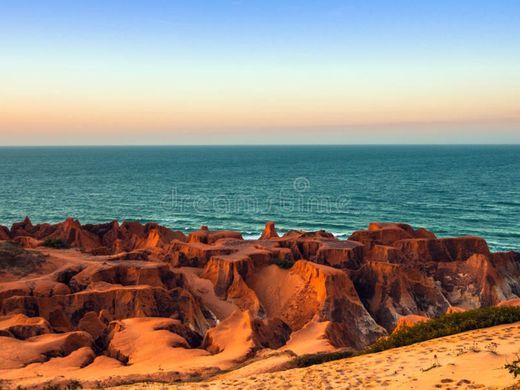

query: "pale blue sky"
left=1, top=0, right=519, bottom=144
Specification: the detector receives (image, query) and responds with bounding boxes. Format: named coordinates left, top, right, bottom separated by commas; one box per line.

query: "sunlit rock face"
left=0, top=218, right=519, bottom=387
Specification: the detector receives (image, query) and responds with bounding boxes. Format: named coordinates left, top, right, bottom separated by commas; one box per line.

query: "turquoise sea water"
left=0, top=145, right=519, bottom=251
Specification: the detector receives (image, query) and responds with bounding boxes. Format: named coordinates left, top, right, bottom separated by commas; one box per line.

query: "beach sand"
left=111, top=322, right=520, bottom=390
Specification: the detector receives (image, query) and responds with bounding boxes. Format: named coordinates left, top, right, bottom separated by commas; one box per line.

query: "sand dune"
left=112, top=323, right=520, bottom=390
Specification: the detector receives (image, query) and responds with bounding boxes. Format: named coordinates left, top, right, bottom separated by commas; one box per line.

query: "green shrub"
left=42, top=239, right=70, bottom=249
left=294, top=350, right=353, bottom=368
left=272, top=258, right=294, bottom=269
left=505, top=356, right=520, bottom=378
left=42, top=385, right=61, bottom=390
left=65, top=380, right=83, bottom=390
left=365, top=306, right=520, bottom=354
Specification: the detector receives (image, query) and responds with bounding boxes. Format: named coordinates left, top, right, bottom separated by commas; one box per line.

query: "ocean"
left=0, top=145, right=518, bottom=252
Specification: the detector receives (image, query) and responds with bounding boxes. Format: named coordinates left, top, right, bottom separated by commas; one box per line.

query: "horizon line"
left=0, top=143, right=519, bottom=148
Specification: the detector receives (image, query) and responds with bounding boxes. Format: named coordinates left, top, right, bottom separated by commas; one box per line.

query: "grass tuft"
left=505, top=355, right=520, bottom=378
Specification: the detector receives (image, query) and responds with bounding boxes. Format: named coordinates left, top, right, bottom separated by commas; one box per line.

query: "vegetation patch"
left=42, top=239, right=70, bottom=249
left=505, top=355, right=520, bottom=378
left=0, top=241, right=46, bottom=276
left=15, top=381, right=83, bottom=390
left=272, top=258, right=294, bottom=269
left=365, top=306, right=520, bottom=354
left=294, top=350, right=354, bottom=368
left=283, top=306, right=520, bottom=369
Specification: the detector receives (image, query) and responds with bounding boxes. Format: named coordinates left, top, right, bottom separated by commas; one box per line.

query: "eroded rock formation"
left=0, top=218, right=518, bottom=387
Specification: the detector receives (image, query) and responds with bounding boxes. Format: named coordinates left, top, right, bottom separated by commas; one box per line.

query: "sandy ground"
left=111, top=322, right=520, bottom=390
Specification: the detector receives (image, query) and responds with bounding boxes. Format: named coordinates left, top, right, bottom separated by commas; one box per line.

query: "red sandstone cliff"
left=0, top=218, right=519, bottom=387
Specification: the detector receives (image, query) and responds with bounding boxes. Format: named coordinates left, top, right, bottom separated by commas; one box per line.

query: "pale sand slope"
left=113, top=323, right=520, bottom=390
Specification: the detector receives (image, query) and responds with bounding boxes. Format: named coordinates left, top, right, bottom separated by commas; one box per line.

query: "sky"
left=0, top=0, right=519, bottom=145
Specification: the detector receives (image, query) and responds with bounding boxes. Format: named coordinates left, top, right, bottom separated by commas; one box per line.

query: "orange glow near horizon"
left=1, top=86, right=519, bottom=141
left=1, top=1, right=519, bottom=144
